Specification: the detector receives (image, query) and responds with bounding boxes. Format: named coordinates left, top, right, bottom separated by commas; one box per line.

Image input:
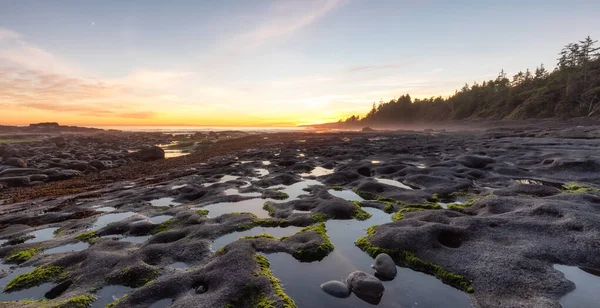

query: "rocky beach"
left=0, top=122, right=598, bottom=308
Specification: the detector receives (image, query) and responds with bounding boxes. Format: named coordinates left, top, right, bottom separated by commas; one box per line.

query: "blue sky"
left=1, top=0, right=599, bottom=126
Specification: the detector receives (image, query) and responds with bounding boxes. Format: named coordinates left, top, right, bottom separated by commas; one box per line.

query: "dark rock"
left=345, top=271, right=384, bottom=304
left=0, top=168, right=41, bottom=177
left=320, top=280, right=351, bottom=298
left=135, top=146, right=165, bottom=161
left=0, top=176, right=30, bottom=187
left=3, top=157, right=27, bottom=168
left=371, top=253, right=397, bottom=280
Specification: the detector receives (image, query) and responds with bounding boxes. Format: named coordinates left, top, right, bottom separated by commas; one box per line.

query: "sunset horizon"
left=3, top=1, right=599, bottom=127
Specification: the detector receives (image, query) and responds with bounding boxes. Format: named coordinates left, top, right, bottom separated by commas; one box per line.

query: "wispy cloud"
left=210, top=0, right=344, bottom=60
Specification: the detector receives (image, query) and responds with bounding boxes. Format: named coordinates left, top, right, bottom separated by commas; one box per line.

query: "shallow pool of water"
left=103, top=235, right=151, bottom=244
left=255, top=168, right=270, bottom=177
left=264, top=208, right=472, bottom=307
left=149, top=197, right=181, bottom=207
left=201, top=199, right=271, bottom=219
left=166, top=262, right=190, bottom=271
left=95, top=206, right=117, bottom=213
left=24, top=227, right=60, bottom=244
left=45, top=242, right=89, bottom=255
left=148, top=298, right=173, bottom=308
left=300, top=167, right=334, bottom=177
left=147, top=215, right=173, bottom=224
left=554, top=264, right=600, bottom=308
left=164, top=149, right=190, bottom=159
left=212, top=226, right=303, bottom=252
left=204, top=175, right=240, bottom=187
left=270, top=179, right=322, bottom=201
left=224, top=188, right=262, bottom=197
left=91, top=212, right=137, bottom=231
left=328, top=190, right=364, bottom=202
left=91, top=285, right=133, bottom=308
left=376, top=178, right=414, bottom=190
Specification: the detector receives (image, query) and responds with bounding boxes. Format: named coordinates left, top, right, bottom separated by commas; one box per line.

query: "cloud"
left=344, top=64, right=404, bottom=74
left=120, top=69, right=195, bottom=89
left=211, top=0, right=343, bottom=60
left=0, top=28, right=21, bottom=41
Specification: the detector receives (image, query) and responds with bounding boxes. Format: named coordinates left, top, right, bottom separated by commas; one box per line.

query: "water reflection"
left=265, top=208, right=472, bottom=307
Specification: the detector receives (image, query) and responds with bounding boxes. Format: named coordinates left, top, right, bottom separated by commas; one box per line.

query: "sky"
left=1, top=0, right=599, bottom=127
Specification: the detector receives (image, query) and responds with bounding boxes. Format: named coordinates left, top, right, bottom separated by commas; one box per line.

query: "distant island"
left=313, top=37, right=600, bottom=128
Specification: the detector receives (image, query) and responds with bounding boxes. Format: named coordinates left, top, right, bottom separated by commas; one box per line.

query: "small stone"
left=346, top=271, right=384, bottom=304
left=371, top=253, right=397, bottom=279
left=195, top=284, right=207, bottom=294
left=320, top=280, right=351, bottom=298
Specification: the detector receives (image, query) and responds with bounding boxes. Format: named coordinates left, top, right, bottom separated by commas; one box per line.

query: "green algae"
left=263, top=202, right=276, bottom=217
left=4, top=265, right=63, bottom=292
left=74, top=231, right=97, bottom=243
left=290, top=223, right=334, bottom=262
left=196, top=209, right=209, bottom=216
left=310, top=213, right=332, bottom=223
left=562, top=182, right=600, bottom=193
left=106, top=294, right=128, bottom=308
left=391, top=207, right=428, bottom=221
left=152, top=218, right=173, bottom=234
left=5, top=247, right=40, bottom=264
left=351, top=201, right=372, bottom=220
left=255, top=255, right=296, bottom=308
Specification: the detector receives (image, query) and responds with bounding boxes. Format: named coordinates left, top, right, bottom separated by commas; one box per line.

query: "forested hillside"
left=340, top=37, right=600, bottom=126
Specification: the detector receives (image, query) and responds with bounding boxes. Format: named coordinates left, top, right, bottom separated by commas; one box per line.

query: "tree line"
left=340, top=36, right=600, bottom=126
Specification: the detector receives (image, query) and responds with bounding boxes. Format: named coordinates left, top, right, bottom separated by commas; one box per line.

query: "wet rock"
left=0, top=176, right=30, bottom=187
left=44, top=168, right=82, bottom=181
left=0, top=168, right=41, bottom=177
left=371, top=253, right=397, bottom=280
left=3, top=157, right=27, bottom=168
left=320, top=280, right=351, bottom=298
left=345, top=271, right=385, bottom=304
left=457, top=155, right=495, bottom=169
left=135, top=146, right=165, bottom=161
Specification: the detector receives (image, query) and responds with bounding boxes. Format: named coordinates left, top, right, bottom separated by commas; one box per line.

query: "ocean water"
left=93, top=126, right=307, bottom=133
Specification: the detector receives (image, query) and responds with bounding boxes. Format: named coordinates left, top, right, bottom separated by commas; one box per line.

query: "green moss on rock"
left=4, top=265, right=63, bottom=292
left=263, top=202, right=276, bottom=217
left=391, top=207, right=428, bottom=221
left=52, top=295, right=96, bottom=308
left=562, top=182, right=600, bottom=193
left=106, top=294, right=127, bottom=308
left=351, top=201, right=372, bottom=220
left=291, top=223, right=334, bottom=262
left=255, top=255, right=296, bottom=308
left=74, top=231, right=97, bottom=242
left=196, top=209, right=209, bottom=216
left=310, top=213, right=331, bottom=223
left=5, top=247, right=40, bottom=264
left=152, top=218, right=173, bottom=234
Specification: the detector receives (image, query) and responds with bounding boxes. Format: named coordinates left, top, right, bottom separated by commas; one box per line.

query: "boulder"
left=0, top=176, right=30, bottom=187
left=345, top=271, right=385, bottom=304
left=320, top=280, right=351, bottom=298
left=3, top=157, right=27, bottom=168
left=135, top=146, right=165, bottom=161
left=43, top=168, right=82, bottom=181
left=371, top=253, right=397, bottom=280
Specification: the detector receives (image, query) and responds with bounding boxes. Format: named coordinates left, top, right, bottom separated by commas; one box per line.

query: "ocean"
left=92, top=126, right=308, bottom=133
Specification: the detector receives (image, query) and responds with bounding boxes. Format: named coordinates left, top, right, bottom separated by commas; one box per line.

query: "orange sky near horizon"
left=3, top=1, right=590, bottom=127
